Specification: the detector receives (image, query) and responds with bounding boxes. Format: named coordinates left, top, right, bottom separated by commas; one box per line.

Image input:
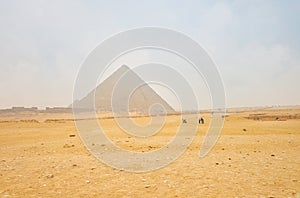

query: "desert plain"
left=0, top=107, right=299, bottom=197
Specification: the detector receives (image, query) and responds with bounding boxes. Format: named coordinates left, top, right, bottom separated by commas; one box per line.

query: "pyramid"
left=73, top=65, right=175, bottom=114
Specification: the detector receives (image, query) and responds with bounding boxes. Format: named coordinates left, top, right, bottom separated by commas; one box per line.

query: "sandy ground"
left=0, top=108, right=299, bottom=197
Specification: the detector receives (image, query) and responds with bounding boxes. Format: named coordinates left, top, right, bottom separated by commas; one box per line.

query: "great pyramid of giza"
left=73, top=65, right=175, bottom=114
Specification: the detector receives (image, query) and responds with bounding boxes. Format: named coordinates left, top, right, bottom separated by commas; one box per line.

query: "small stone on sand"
left=46, top=174, right=54, bottom=178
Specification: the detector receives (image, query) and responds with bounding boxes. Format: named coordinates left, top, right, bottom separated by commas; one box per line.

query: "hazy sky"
left=0, top=0, right=299, bottom=109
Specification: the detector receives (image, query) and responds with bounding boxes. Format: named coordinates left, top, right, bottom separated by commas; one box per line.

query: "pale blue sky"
left=0, top=0, right=299, bottom=109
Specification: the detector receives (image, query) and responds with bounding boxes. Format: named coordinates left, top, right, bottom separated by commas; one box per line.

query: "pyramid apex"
left=114, top=65, right=131, bottom=74
left=120, top=65, right=130, bottom=69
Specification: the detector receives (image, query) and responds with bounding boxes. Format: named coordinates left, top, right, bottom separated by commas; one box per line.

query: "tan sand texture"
left=0, top=107, right=299, bottom=197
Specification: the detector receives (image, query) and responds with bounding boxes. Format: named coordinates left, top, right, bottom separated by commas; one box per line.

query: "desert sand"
left=0, top=107, right=299, bottom=197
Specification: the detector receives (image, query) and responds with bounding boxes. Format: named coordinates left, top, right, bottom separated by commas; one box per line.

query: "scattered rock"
left=86, top=180, right=90, bottom=184
left=145, top=184, right=151, bottom=188
left=228, top=157, right=231, bottom=160
left=215, top=163, right=219, bottom=165
left=271, top=154, right=275, bottom=157
left=72, top=164, right=77, bottom=167
left=202, top=185, right=209, bottom=188
left=243, top=128, right=247, bottom=132
left=46, top=174, right=54, bottom=178
left=69, top=134, right=76, bottom=137
left=63, top=144, right=75, bottom=148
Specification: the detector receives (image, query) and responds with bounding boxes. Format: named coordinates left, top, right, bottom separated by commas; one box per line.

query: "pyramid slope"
left=73, top=65, right=175, bottom=114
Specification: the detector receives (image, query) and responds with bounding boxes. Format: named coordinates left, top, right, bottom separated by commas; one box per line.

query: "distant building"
left=45, top=107, right=72, bottom=113
left=11, top=107, right=38, bottom=112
